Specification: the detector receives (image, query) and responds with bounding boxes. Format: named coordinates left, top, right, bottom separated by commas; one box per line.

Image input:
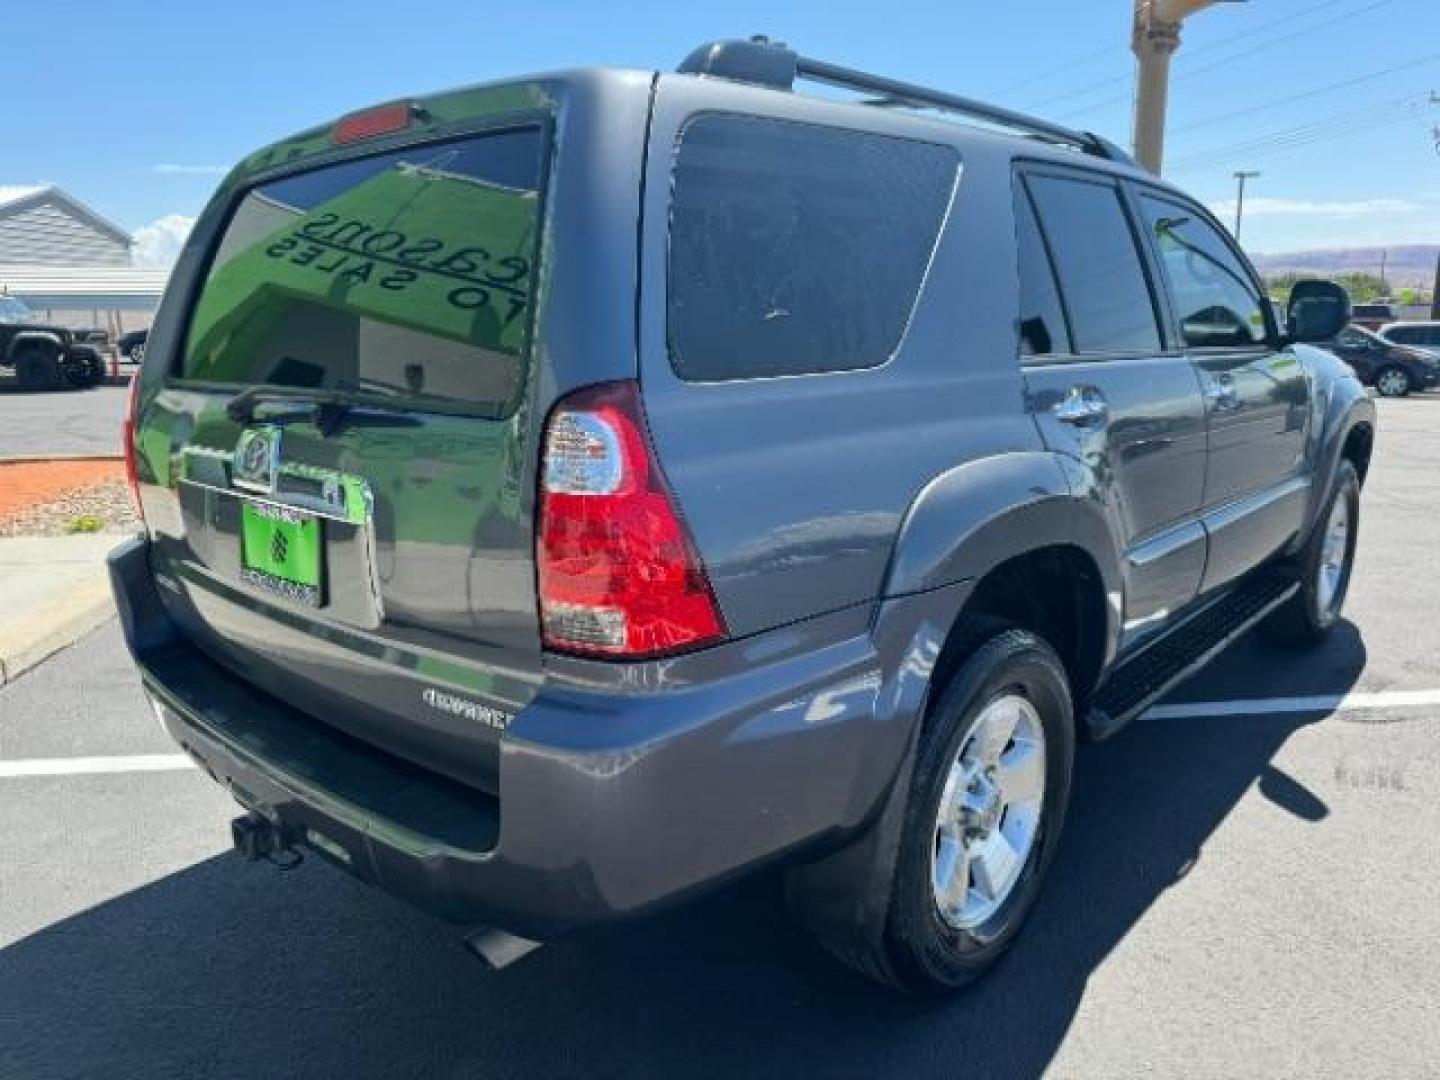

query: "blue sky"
left=7, top=0, right=1438, bottom=263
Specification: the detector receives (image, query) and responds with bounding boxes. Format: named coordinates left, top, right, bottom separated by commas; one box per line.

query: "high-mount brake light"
left=122, top=373, right=143, bottom=518
left=538, top=381, right=726, bottom=658
left=331, top=102, right=414, bottom=145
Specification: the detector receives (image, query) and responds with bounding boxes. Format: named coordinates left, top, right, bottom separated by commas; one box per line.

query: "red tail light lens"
left=538, top=381, right=726, bottom=658
left=332, top=102, right=414, bottom=145
left=121, top=373, right=143, bottom=518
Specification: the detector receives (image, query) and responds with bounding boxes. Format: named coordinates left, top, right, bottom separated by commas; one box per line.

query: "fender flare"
left=7, top=330, right=64, bottom=362
left=882, top=451, right=1123, bottom=654
left=1302, top=365, right=1377, bottom=539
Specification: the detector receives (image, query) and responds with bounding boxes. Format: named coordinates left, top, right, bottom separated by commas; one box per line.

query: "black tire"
left=1373, top=365, right=1411, bottom=398
left=1262, top=460, right=1361, bottom=646
left=62, top=354, right=102, bottom=389
left=14, top=348, right=63, bottom=391
left=830, top=627, right=1075, bottom=994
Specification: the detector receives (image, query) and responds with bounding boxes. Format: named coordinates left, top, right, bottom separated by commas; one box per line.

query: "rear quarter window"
left=181, top=127, right=546, bottom=418
left=667, top=114, right=957, bottom=381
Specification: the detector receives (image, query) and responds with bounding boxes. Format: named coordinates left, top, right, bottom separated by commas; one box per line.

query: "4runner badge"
left=233, top=426, right=280, bottom=494
left=421, top=687, right=511, bottom=732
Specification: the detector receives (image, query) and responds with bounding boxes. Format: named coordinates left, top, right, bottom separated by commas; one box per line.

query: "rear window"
left=667, top=115, right=957, bottom=381
left=181, top=127, right=546, bottom=417
left=1353, top=305, right=1393, bottom=319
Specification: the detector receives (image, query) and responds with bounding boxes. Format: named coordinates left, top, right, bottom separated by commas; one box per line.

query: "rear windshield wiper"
left=226, top=383, right=409, bottom=435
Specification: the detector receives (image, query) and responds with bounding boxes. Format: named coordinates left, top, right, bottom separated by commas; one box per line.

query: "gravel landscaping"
left=0, top=479, right=142, bottom=537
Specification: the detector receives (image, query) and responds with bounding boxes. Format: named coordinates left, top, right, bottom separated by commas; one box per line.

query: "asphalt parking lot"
left=2, top=396, right=1438, bottom=1079
left=0, top=380, right=129, bottom=457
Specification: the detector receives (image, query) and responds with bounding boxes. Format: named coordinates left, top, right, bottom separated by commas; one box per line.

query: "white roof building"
left=0, top=185, right=168, bottom=327
left=0, top=185, right=133, bottom=267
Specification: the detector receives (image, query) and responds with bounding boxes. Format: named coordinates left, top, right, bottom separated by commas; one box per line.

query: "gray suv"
left=111, top=38, right=1374, bottom=994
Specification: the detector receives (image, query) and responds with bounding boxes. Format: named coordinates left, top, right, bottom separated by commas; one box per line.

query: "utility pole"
left=1132, top=0, right=1247, bottom=174
left=1232, top=170, right=1259, bottom=242
left=1379, top=250, right=1388, bottom=293
left=1430, top=251, right=1439, bottom=320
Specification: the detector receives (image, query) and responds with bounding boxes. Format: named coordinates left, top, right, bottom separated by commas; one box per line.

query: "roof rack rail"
left=676, top=36, right=1139, bottom=169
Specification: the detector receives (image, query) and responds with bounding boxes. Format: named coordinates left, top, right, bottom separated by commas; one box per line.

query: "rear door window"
left=667, top=115, right=957, bottom=381
left=1136, top=194, right=1268, bottom=349
left=1014, top=183, right=1072, bottom=357
left=182, top=127, right=547, bottom=417
left=1023, top=173, right=1162, bottom=355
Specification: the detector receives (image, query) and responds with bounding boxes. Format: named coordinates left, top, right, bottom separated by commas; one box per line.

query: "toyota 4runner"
left=112, top=38, right=1375, bottom=994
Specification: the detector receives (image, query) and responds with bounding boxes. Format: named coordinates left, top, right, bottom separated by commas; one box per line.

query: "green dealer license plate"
left=240, top=502, right=324, bottom=607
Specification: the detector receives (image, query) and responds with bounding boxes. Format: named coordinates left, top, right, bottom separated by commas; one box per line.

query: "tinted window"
left=1025, top=174, right=1161, bottom=354
left=1014, top=185, right=1070, bottom=356
left=1336, top=327, right=1374, bottom=349
left=1138, top=195, right=1266, bottom=348
left=183, top=128, right=546, bottom=417
left=668, top=115, right=957, bottom=381
left=1387, top=325, right=1439, bottom=345
left=1353, top=305, right=1393, bottom=319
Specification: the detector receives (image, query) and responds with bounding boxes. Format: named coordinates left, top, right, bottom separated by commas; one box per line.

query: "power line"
left=1187, top=92, right=1425, bottom=159
left=1015, top=0, right=1375, bottom=112
left=1051, top=0, right=1396, bottom=121
left=1170, top=94, right=1423, bottom=167
left=1167, top=94, right=1431, bottom=174
left=1172, top=52, right=1440, bottom=133
left=987, top=46, right=1118, bottom=97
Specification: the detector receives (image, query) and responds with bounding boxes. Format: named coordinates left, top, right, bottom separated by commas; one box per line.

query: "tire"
left=62, top=353, right=103, bottom=389
left=1374, top=365, right=1411, bottom=398
left=827, top=627, right=1075, bottom=994
left=14, top=348, right=63, bottom=391
left=1262, top=460, right=1360, bottom=646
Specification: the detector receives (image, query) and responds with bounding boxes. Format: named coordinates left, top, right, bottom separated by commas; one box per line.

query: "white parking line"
left=0, top=754, right=194, bottom=779
left=1147, top=688, right=1440, bottom=720
left=1, top=688, right=1437, bottom=780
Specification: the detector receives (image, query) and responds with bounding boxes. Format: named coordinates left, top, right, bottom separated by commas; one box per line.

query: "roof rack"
left=676, top=36, right=1138, bottom=168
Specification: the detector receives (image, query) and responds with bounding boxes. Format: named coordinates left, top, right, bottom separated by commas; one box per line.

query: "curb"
left=0, top=453, right=124, bottom=465
left=0, top=578, right=114, bottom=687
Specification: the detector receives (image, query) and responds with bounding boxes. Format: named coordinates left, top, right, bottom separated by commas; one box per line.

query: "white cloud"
left=1207, top=197, right=1422, bottom=219
left=131, top=214, right=196, bottom=269
left=152, top=164, right=227, bottom=175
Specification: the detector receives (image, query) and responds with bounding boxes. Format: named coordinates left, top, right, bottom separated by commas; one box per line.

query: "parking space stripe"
left=1148, top=688, right=1440, bottom=721
left=0, top=754, right=194, bottom=778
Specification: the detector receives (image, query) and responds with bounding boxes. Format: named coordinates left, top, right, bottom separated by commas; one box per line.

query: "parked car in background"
left=1328, top=324, right=1439, bottom=397
left=1378, top=320, right=1440, bottom=361
left=112, top=37, right=1374, bottom=995
left=1351, top=302, right=1396, bottom=330
left=0, top=295, right=106, bottom=390
left=117, top=328, right=148, bottom=363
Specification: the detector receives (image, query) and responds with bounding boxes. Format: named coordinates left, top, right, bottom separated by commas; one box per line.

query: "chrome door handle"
left=1205, top=375, right=1240, bottom=411
left=1053, top=386, right=1108, bottom=427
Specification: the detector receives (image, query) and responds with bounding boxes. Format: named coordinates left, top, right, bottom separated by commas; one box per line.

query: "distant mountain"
left=1249, top=244, right=1439, bottom=290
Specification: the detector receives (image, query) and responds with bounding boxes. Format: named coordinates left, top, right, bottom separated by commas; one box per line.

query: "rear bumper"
left=111, top=536, right=930, bottom=938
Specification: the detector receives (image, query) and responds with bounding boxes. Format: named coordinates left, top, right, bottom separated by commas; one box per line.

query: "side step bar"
left=1087, top=569, right=1299, bottom=740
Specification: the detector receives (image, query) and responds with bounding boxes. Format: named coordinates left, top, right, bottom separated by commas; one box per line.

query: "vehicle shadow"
left=0, top=625, right=1366, bottom=1080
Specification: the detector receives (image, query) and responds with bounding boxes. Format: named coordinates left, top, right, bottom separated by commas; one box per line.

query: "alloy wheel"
left=931, top=693, right=1046, bottom=930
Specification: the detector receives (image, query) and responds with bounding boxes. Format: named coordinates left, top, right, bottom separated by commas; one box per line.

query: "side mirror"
left=1286, top=280, right=1351, bottom=344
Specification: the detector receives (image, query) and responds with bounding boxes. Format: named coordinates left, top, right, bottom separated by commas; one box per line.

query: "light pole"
left=1132, top=0, right=1247, bottom=173
left=1232, top=170, right=1260, bottom=242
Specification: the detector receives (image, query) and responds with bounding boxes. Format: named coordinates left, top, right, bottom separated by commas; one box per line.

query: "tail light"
left=537, top=381, right=726, bottom=657
left=122, top=373, right=143, bottom=518
left=332, top=102, right=414, bottom=145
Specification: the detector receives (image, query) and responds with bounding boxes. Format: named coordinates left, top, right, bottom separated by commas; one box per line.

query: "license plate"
left=240, top=502, right=324, bottom=607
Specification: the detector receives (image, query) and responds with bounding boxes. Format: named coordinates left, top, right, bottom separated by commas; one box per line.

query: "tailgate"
left=139, top=123, right=551, bottom=794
